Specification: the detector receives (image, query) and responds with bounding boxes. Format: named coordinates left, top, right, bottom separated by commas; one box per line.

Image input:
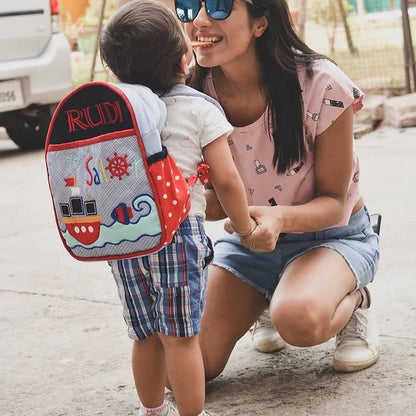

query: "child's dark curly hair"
left=100, top=0, right=188, bottom=93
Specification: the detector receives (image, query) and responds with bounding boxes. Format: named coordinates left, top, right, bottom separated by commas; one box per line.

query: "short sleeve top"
left=202, top=59, right=364, bottom=227
left=160, top=93, right=233, bottom=219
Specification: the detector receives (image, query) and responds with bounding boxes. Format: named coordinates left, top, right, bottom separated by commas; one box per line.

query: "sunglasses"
left=175, top=0, right=254, bottom=23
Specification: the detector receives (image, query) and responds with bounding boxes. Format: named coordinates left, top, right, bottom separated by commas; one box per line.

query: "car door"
left=0, top=0, right=51, bottom=62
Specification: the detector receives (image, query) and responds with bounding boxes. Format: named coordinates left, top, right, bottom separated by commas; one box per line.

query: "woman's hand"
left=243, top=206, right=283, bottom=251
left=224, top=206, right=284, bottom=252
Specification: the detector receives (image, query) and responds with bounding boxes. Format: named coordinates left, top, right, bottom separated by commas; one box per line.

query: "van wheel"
left=6, top=105, right=54, bottom=150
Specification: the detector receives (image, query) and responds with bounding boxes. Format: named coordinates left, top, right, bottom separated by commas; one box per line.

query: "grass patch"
left=304, top=12, right=415, bottom=91
left=330, top=46, right=405, bottom=90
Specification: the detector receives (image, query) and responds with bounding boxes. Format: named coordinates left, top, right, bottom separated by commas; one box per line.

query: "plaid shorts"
left=109, top=215, right=213, bottom=340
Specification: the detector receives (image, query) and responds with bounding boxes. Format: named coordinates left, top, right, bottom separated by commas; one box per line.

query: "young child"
left=100, top=1, right=256, bottom=415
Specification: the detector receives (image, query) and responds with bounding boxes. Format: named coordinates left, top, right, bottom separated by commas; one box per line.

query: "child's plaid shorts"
left=109, top=215, right=213, bottom=340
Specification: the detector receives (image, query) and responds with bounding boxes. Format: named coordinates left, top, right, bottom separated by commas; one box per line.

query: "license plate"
left=0, top=79, right=24, bottom=111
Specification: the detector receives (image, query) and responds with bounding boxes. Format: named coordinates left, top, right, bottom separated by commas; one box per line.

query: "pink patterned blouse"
left=202, top=59, right=364, bottom=227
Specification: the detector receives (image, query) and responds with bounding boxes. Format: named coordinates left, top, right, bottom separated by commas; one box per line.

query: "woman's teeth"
left=191, top=36, right=222, bottom=47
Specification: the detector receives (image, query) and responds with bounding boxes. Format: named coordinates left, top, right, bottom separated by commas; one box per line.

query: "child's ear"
left=180, top=54, right=189, bottom=75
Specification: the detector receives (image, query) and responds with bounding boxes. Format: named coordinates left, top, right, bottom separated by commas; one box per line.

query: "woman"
left=175, top=0, right=380, bottom=378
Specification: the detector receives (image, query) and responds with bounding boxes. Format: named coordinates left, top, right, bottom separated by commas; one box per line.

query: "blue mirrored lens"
left=175, top=0, right=200, bottom=22
left=175, top=0, right=233, bottom=22
left=207, top=10, right=230, bottom=19
left=206, top=0, right=233, bottom=20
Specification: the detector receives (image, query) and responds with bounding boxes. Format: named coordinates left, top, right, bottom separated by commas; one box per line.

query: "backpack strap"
left=163, top=84, right=227, bottom=188
left=112, top=83, right=167, bottom=158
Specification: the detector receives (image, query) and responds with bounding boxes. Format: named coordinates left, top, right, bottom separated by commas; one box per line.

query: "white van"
left=0, top=0, right=72, bottom=149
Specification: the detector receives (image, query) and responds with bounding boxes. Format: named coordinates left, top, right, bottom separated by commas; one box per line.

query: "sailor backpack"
left=45, top=81, right=191, bottom=261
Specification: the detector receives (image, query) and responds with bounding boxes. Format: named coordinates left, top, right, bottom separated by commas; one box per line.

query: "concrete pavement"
left=1, top=125, right=416, bottom=415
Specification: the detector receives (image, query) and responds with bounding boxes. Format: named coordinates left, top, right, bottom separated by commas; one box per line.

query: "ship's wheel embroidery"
left=106, top=152, right=131, bottom=180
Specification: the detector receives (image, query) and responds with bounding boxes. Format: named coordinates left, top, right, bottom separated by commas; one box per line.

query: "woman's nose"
left=193, top=2, right=212, bottom=27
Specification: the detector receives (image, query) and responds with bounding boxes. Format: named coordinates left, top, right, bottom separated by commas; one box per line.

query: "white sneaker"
left=165, top=402, right=179, bottom=416
left=333, top=287, right=380, bottom=372
left=250, top=309, right=286, bottom=353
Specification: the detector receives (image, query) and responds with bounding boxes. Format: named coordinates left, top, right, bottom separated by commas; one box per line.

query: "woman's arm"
left=204, top=185, right=227, bottom=221
left=238, top=105, right=354, bottom=251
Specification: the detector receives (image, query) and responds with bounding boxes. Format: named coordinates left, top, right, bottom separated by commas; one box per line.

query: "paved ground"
left=1, top=125, right=416, bottom=416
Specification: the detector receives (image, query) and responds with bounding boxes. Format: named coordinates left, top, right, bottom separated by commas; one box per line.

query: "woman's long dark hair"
left=188, top=0, right=328, bottom=174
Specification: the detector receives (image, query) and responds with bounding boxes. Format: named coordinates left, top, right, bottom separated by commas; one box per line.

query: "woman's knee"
left=199, top=330, right=232, bottom=381
left=271, top=296, right=329, bottom=346
left=200, top=265, right=266, bottom=379
left=203, top=357, right=226, bottom=381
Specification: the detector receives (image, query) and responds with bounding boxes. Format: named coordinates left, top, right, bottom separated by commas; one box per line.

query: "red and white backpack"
left=45, top=81, right=192, bottom=261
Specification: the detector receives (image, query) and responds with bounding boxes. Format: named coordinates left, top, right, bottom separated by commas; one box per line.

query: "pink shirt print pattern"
left=203, top=59, right=364, bottom=228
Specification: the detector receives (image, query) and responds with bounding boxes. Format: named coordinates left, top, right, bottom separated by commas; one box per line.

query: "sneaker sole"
left=253, top=342, right=287, bottom=353
left=333, top=352, right=380, bottom=373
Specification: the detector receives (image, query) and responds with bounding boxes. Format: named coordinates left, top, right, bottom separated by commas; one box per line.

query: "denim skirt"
left=212, top=206, right=380, bottom=301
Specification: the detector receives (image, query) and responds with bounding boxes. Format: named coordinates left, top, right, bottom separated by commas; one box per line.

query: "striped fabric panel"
left=111, top=258, right=155, bottom=339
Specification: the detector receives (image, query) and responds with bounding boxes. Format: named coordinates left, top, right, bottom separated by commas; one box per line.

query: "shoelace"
left=250, top=313, right=273, bottom=338
left=337, top=309, right=368, bottom=344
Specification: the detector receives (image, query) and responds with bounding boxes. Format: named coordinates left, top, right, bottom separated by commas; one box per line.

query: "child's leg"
left=159, top=333, right=205, bottom=416
left=132, top=334, right=166, bottom=408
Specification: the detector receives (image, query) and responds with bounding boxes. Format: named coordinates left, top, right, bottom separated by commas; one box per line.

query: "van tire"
left=6, top=105, right=54, bottom=150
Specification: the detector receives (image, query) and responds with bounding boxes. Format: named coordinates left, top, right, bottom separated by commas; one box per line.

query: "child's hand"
left=224, top=217, right=257, bottom=236
left=223, top=218, right=234, bottom=234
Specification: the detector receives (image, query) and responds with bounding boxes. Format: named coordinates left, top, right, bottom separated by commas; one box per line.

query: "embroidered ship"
left=60, top=195, right=101, bottom=245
